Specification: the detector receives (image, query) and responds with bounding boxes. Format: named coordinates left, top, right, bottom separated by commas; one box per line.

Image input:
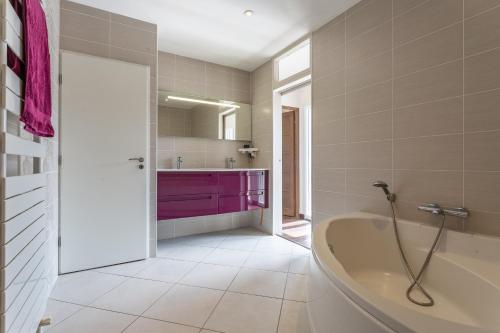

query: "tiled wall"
left=60, top=0, right=159, bottom=253
left=157, top=51, right=254, bottom=238
left=311, top=0, right=500, bottom=236
left=250, top=61, right=274, bottom=233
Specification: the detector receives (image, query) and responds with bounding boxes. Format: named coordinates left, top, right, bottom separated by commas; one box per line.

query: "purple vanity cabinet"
left=157, top=170, right=268, bottom=220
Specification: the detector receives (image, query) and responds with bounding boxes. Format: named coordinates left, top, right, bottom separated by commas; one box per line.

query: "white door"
left=60, top=51, right=149, bottom=273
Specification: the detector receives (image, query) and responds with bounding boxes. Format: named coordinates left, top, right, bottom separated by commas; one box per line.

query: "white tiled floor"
left=45, top=228, right=311, bottom=333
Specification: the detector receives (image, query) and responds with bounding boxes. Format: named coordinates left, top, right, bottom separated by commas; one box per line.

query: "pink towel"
left=21, top=0, right=54, bottom=137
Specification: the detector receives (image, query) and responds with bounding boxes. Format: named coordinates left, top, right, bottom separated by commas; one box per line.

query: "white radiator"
left=0, top=0, right=50, bottom=332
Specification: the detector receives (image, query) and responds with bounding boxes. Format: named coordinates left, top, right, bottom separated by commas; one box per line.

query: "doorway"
left=279, top=84, right=312, bottom=248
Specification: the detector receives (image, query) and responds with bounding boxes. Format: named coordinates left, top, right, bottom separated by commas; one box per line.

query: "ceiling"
left=71, top=0, right=361, bottom=71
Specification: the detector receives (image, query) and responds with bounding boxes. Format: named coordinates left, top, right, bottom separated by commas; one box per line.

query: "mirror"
left=158, top=90, right=252, bottom=141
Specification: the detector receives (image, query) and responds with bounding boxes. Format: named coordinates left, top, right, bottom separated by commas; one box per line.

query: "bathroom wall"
left=59, top=0, right=159, bottom=253
left=157, top=51, right=254, bottom=238
left=311, top=0, right=500, bottom=236
left=250, top=61, right=274, bottom=233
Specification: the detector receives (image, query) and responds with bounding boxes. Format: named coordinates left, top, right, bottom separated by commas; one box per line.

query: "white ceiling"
left=71, top=0, right=360, bottom=71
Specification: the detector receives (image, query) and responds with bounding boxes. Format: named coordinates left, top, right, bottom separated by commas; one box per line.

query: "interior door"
left=282, top=106, right=299, bottom=217
left=60, top=51, right=149, bottom=273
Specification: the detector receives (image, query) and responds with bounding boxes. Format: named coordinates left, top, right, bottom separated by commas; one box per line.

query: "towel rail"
left=0, top=0, right=50, bottom=332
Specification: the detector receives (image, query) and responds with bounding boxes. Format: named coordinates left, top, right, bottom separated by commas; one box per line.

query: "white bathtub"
left=307, top=212, right=500, bottom=333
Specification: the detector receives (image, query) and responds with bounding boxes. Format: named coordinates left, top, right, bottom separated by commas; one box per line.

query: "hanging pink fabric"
left=21, top=0, right=54, bottom=137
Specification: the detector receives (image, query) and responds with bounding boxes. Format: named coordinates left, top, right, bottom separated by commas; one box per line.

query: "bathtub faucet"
left=418, top=203, right=469, bottom=219
left=372, top=181, right=396, bottom=202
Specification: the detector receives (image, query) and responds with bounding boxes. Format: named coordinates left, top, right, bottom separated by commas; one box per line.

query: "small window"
left=277, top=42, right=310, bottom=81
left=223, top=112, right=236, bottom=140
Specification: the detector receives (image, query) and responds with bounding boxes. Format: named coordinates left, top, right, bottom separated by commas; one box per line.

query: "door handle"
left=129, top=157, right=144, bottom=162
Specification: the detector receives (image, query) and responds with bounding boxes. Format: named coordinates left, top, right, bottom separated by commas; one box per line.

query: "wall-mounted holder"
left=238, top=147, right=259, bottom=159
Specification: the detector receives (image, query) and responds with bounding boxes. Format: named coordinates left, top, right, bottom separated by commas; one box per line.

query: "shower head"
left=372, top=181, right=396, bottom=202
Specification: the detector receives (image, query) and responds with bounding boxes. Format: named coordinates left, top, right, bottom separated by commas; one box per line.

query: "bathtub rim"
left=311, top=212, right=499, bottom=333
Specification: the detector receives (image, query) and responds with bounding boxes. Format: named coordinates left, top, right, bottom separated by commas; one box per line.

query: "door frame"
left=282, top=106, right=300, bottom=218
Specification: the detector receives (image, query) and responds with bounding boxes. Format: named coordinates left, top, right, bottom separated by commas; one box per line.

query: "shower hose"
left=389, top=202, right=445, bottom=307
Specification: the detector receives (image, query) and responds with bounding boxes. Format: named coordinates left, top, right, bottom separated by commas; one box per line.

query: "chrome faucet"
left=227, top=157, right=236, bottom=169
left=418, top=203, right=469, bottom=219
left=176, top=156, right=183, bottom=169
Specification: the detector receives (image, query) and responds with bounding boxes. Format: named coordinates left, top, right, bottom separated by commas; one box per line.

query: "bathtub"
left=307, top=212, right=500, bottom=333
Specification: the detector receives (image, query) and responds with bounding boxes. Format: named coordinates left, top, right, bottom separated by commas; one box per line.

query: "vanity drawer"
left=247, top=190, right=268, bottom=210
left=157, top=194, right=218, bottom=219
left=248, top=170, right=268, bottom=191
left=157, top=172, right=219, bottom=196
left=218, top=195, right=247, bottom=214
left=218, top=171, right=247, bottom=195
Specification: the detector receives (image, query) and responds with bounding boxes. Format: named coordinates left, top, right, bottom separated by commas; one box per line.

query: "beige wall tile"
left=347, top=51, right=392, bottom=91
left=394, top=60, right=462, bottom=108
left=158, top=52, right=175, bottom=77
left=109, top=47, right=157, bottom=73
left=347, top=21, right=392, bottom=66
left=464, top=131, right=500, bottom=171
left=313, top=119, right=346, bottom=145
left=61, top=9, right=109, bottom=43
left=346, top=140, right=392, bottom=169
left=394, top=97, right=463, bottom=138
left=344, top=194, right=390, bottom=216
left=312, top=46, right=346, bottom=80
left=465, top=6, right=500, bottom=56
left=464, top=0, right=500, bottom=19
left=313, top=191, right=345, bottom=215
left=60, top=35, right=108, bottom=58
left=313, top=70, right=346, bottom=100
left=347, top=81, right=392, bottom=117
left=313, top=168, right=346, bottom=192
left=394, top=134, right=463, bottom=170
left=347, top=110, right=392, bottom=142
left=62, top=0, right=109, bottom=19
left=394, top=170, right=462, bottom=205
left=313, top=144, right=346, bottom=169
left=394, top=0, right=462, bottom=46
left=393, top=0, right=427, bottom=17
left=465, top=48, right=500, bottom=94
left=464, top=171, right=500, bottom=212
left=313, top=17, right=346, bottom=55
left=394, top=23, right=462, bottom=77
left=346, top=0, right=392, bottom=39
left=314, top=94, right=346, bottom=124
left=206, top=63, right=232, bottom=86
left=109, top=13, right=156, bottom=33
left=346, top=169, right=392, bottom=197
left=109, top=22, right=157, bottom=54
left=464, top=89, right=500, bottom=132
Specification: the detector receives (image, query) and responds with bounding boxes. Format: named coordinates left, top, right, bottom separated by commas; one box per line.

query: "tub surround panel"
left=311, top=0, right=500, bottom=236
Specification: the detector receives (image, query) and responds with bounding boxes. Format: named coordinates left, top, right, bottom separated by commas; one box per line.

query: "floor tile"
left=290, top=243, right=311, bottom=256
left=202, top=248, right=251, bottom=267
left=254, top=237, right=294, bottom=255
left=157, top=243, right=215, bottom=262
left=170, top=233, right=227, bottom=248
left=217, top=237, right=260, bottom=251
left=91, top=278, right=172, bottom=315
left=229, top=268, right=287, bottom=298
left=277, top=300, right=311, bottom=333
left=136, top=258, right=196, bottom=282
left=205, top=292, right=282, bottom=333
left=44, top=299, right=83, bottom=327
left=284, top=274, right=308, bottom=302
left=144, top=285, right=224, bottom=328
left=289, top=255, right=310, bottom=275
left=243, top=252, right=292, bottom=272
left=96, top=259, right=157, bottom=277
left=50, top=271, right=127, bottom=305
left=123, top=317, right=199, bottom=333
left=181, top=263, right=239, bottom=290
left=47, top=307, right=136, bottom=333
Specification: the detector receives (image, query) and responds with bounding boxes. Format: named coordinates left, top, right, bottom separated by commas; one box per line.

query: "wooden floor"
left=278, top=217, right=311, bottom=248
